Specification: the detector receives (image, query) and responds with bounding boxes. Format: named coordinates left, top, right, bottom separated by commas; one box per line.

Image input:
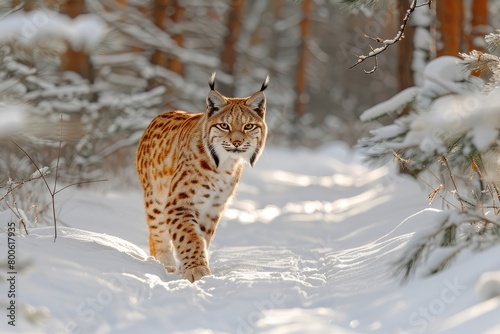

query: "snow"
left=28, top=166, right=50, bottom=180
left=0, top=102, right=24, bottom=136
left=421, top=56, right=473, bottom=94
left=0, top=10, right=107, bottom=52
left=362, top=70, right=500, bottom=164
left=390, top=89, right=500, bottom=155
left=1, top=145, right=500, bottom=333
left=410, top=3, right=432, bottom=86
left=360, top=86, right=419, bottom=121
left=413, top=27, right=431, bottom=50
left=476, top=271, right=500, bottom=300
left=69, top=14, right=107, bottom=51
left=397, top=208, right=449, bottom=257
left=410, top=2, right=432, bottom=27
left=360, top=56, right=483, bottom=123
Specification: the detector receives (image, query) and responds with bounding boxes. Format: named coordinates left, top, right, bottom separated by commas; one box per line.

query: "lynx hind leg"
left=149, top=233, right=177, bottom=272
left=146, top=204, right=177, bottom=272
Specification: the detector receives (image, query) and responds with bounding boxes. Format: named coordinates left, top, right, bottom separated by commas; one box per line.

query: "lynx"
left=136, top=73, right=269, bottom=282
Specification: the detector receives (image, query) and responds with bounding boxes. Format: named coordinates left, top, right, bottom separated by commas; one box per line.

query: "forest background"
left=0, top=0, right=498, bottom=189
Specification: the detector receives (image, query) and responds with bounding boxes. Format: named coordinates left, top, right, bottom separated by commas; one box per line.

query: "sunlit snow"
left=1, top=146, right=499, bottom=333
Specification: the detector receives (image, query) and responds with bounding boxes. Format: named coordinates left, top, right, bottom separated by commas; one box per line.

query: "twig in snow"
left=2, top=116, right=108, bottom=241
left=8, top=141, right=107, bottom=241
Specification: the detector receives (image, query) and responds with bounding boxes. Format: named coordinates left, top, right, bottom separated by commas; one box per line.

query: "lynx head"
left=203, top=72, right=269, bottom=168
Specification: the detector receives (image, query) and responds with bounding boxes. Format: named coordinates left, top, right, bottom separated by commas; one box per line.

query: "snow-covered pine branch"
left=86, top=0, right=219, bottom=69
left=360, top=86, right=419, bottom=122
left=485, top=29, right=500, bottom=54
left=360, top=31, right=500, bottom=282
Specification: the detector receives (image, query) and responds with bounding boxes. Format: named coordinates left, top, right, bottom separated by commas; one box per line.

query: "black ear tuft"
left=260, top=75, right=270, bottom=92
left=209, top=72, right=216, bottom=90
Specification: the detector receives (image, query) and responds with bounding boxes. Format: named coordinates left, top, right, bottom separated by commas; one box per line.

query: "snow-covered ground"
left=1, top=144, right=499, bottom=333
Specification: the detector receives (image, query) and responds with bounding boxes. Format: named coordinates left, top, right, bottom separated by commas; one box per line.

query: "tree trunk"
left=273, top=0, right=283, bottom=23
left=269, top=0, right=282, bottom=79
left=167, top=0, right=185, bottom=75
left=151, top=0, right=169, bottom=67
left=294, top=0, right=312, bottom=117
left=59, top=0, right=93, bottom=81
left=467, top=0, right=489, bottom=52
left=60, top=41, right=94, bottom=80
left=397, top=0, right=415, bottom=91
left=12, top=0, right=34, bottom=11
left=436, top=0, right=464, bottom=56
left=59, top=0, right=86, bottom=18
left=219, top=0, right=245, bottom=96
left=131, top=4, right=149, bottom=53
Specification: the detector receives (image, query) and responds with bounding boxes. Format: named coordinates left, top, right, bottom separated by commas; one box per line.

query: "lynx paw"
left=165, top=265, right=177, bottom=273
left=182, top=265, right=211, bottom=282
left=153, top=251, right=177, bottom=273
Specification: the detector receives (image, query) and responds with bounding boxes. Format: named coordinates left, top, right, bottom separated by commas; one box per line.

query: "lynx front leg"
left=169, top=215, right=211, bottom=282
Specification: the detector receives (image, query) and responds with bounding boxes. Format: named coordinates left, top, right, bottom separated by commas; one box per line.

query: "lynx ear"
left=206, top=90, right=226, bottom=117
left=246, top=91, right=266, bottom=118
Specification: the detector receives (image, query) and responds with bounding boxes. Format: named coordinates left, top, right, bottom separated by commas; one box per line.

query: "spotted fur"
left=136, top=74, right=269, bottom=282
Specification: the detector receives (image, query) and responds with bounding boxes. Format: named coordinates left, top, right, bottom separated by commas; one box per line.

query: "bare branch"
left=350, top=0, right=432, bottom=73
left=7, top=136, right=107, bottom=242
left=10, top=140, right=58, bottom=240
left=363, top=45, right=379, bottom=74
left=54, top=179, right=108, bottom=195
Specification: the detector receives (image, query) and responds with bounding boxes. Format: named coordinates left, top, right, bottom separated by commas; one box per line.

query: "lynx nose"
left=231, top=132, right=244, bottom=148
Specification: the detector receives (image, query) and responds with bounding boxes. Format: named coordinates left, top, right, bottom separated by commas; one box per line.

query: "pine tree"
left=359, top=31, right=500, bottom=282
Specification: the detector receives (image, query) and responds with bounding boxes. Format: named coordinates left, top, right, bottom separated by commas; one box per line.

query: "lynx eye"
left=217, top=123, right=230, bottom=130
left=244, top=124, right=256, bottom=131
